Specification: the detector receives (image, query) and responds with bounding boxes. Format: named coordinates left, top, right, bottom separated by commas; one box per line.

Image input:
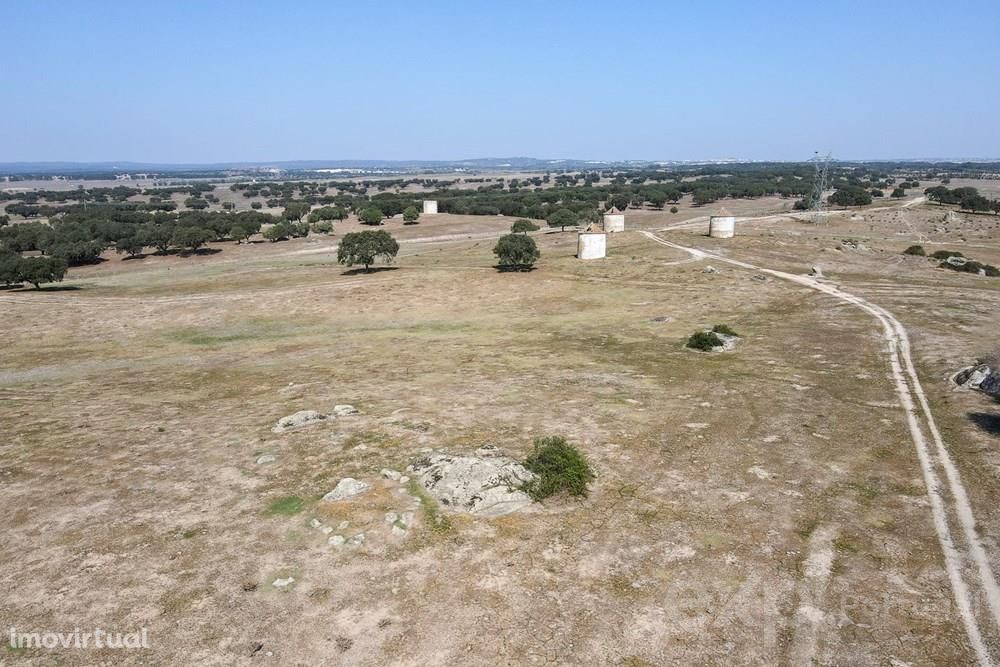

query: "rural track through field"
left=639, top=218, right=1000, bottom=664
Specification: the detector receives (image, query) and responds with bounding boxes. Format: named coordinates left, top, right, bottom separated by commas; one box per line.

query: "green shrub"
left=493, top=233, right=540, bottom=271
left=941, top=259, right=1000, bottom=276
left=670, top=206, right=679, bottom=214
left=712, top=324, right=738, bottom=336
left=931, top=249, right=964, bottom=260
left=903, top=245, right=926, bottom=256
left=686, top=330, right=723, bottom=351
left=266, top=495, right=304, bottom=516
left=521, top=436, right=594, bottom=500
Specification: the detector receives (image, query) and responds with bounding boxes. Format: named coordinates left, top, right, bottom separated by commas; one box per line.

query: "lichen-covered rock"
left=322, top=477, right=371, bottom=502
left=410, top=446, right=536, bottom=517
left=272, top=410, right=328, bottom=433
left=955, top=364, right=1000, bottom=399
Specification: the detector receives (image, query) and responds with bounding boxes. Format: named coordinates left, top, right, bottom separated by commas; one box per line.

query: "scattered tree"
left=546, top=208, right=578, bottom=232
left=360, top=207, right=385, bottom=226
left=171, top=226, right=214, bottom=252
left=337, top=230, right=399, bottom=272
left=115, top=236, right=145, bottom=258
left=511, top=219, right=539, bottom=234
left=402, top=206, right=420, bottom=224
left=493, top=233, right=540, bottom=271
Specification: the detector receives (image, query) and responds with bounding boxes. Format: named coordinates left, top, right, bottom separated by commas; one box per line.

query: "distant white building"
left=577, top=231, right=607, bottom=260
left=422, top=200, right=438, bottom=215
left=602, top=206, right=625, bottom=232
left=709, top=207, right=736, bottom=238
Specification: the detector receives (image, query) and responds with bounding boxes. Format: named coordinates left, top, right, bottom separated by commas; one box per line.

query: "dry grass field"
left=2, top=199, right=1000, bottom=664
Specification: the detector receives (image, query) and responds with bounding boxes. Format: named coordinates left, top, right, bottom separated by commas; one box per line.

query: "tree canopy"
left=337, top=230, right=399, bottom=272
left=511, top=219, right=539, bottom=234
left=493, top=233, right=540, bottom=271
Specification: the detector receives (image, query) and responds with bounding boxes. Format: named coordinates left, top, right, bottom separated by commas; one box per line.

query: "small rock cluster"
left=954, top=363, right=1000, bottom=399
left=271, top=405, right=359, bottom=433
left=408, top=445, right=536, bottom=517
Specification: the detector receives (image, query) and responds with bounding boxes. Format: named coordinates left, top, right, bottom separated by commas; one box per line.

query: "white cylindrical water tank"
left=603, top=206, right=625, bottom=232
left=709, top=207, right=735, bottom=238
left=422, top=200, right=438, bottom=215
left=577, top=232, right=607, bottom=260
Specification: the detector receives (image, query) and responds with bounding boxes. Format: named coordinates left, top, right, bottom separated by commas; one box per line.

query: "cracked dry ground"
left=2, top=207, right=999, bottom=664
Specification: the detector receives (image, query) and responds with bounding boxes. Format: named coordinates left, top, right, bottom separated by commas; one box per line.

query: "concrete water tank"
left=709, top=207, right=735, bottom=238
left=422, top=200, right=438, bottom=215
left=577, top=231, right=607, bottom=260
left=603, top=206, right=625, bottom=232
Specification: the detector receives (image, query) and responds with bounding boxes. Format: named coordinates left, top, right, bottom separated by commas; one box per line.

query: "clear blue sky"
left=4, top=0, right=999, bottom=163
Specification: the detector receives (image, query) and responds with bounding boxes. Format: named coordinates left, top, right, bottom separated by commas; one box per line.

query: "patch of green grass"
left=406, top=480, right=454, bottom=535
left=796, top=518, right=819, bottom=540
left=686, top=330, right=723, bottom=351
left=833, top=535, right=859, bottom=553
left=521, top=436, right=595, bottom=501
left=342, top=430, right=400, bottom=450
left=712, top=323, right=739, bottom=336
left=891, top=482, right=925, bottom=497
left=266, top=495, right=305, bottom=516
left=845, top=478, right=882, bottom=502
left=164, top=318, right=296, bottom=347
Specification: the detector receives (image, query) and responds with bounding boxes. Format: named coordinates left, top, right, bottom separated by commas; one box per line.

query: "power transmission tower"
left=809, top=151, right=831, bottom=220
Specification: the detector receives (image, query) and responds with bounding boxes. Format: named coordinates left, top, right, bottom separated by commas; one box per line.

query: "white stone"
left=347, top=533, right=365, bottom=547
left=272, top=410, right=329, bottom=433
left=322, top=478, right=371, bottom=502
left=256, top=454, right=276, bottom=465
left=410, top=448, right=537, bottom=517
left=272, top=577, right=295, bottom=588
left=308, top=518, right=322, bottom=529
left=328, top=535, right=346, bottom=547
left=333, top=404, right=359, bottom=416
left=381, top=468, right=402, bottom=481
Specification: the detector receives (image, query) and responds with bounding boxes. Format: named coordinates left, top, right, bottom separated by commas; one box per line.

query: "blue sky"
left=3, top=0, right=998, bottom=162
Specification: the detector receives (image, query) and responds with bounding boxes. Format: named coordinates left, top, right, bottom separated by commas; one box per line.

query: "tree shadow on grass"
left=969, top=412, right=1000, bottom=437
left=341, top=266, right=400, bottom=276
left=177, top=248, right=222, bottom=257
left=493, top=265, right=537, bottom=272
left=10, top=284, right=84, bottom=292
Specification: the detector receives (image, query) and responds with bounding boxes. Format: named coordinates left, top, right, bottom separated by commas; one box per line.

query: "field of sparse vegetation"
left=3, top=165, right=1000, bottom=664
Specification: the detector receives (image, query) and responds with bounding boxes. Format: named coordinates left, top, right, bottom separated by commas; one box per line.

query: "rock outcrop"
left=954, top=363, right=1000, bottom=399
left=409, top=445, right=535, bottom=517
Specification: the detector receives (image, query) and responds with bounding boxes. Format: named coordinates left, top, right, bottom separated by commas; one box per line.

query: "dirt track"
left=641, top=206, right=1000, bottom=665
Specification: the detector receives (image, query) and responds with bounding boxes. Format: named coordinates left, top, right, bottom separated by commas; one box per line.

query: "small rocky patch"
left=954, top=362, right=1000, bottom=399
left=408, top=445, right=536, bottom=517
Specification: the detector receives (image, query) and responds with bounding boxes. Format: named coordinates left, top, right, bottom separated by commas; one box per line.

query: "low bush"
left=941, top=259, right=1000, bottom=276
left=686, top=330, right=723, bottom=351
left=903, top=245, right=926, bottom=256
left=931, top=250, right=964, bottom=260
left=712, top=324, right=738, bottom=336
left=521, top=436, right=594, bottom=500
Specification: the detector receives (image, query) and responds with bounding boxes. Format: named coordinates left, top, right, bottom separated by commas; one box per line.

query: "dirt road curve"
left=639, top=225, right=1000, bottom=665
